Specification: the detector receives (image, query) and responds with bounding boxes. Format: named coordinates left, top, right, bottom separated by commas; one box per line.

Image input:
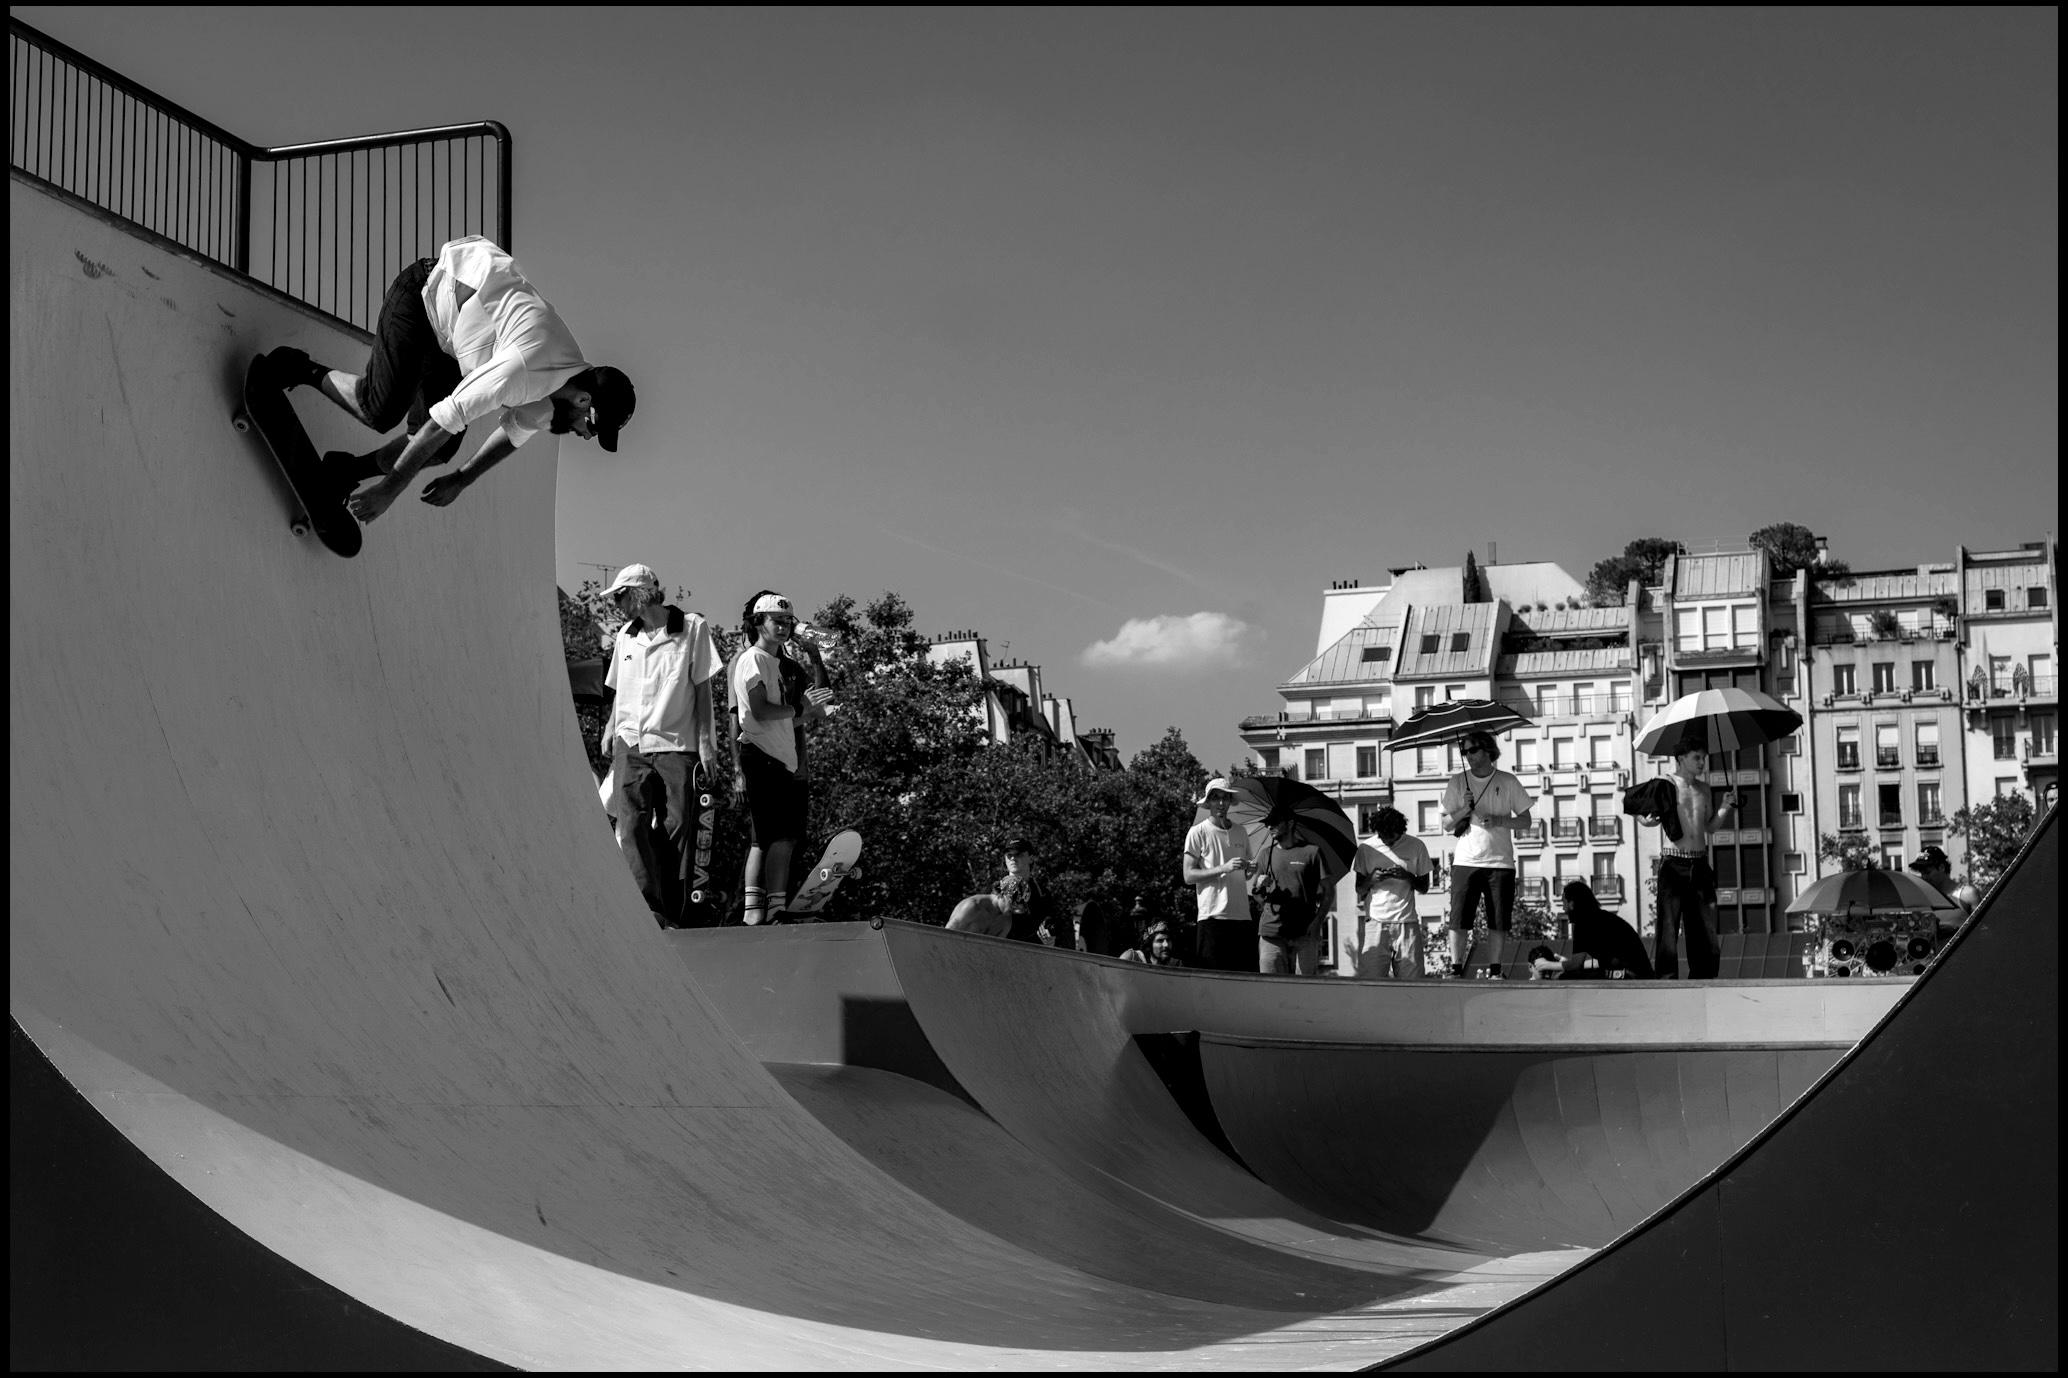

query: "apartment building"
left=1958, top=543, right=2059, bottom=814
left=1238, top=561, right=1644, bottom=934
left=925, top=632, right=1121, bottom=768
left=1241, top=538, right=2056, bottom=963
left=1798, top=563, right=1967, bottom=878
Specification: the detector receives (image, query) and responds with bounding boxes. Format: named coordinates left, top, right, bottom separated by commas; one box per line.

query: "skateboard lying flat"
left=232, top=353, right=362, bottom=558
left=784, top=829, right=863, bottom=916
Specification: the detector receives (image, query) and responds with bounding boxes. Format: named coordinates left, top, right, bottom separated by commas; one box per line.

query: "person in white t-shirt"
left=1351, top=807, right=1432, bottom=979
left=1182, top=778, right=1255, bottom=971
left=598, top=563, right=721, bottom=928
left=263, top=236, right=636, bottom=524
left=1440, top=731, right=1535, bottom=975
left=728, top=591, right=832, bottom=924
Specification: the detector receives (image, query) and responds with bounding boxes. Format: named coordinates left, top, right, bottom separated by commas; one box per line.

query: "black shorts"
left=738, top=742, right=806, bottom=846
left=359, top=259, right=463, bottom=460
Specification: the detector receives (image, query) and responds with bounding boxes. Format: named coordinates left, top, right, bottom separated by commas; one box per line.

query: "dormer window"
left=1450, top=633, right=1470, bottom=653
left=1361, top=646, right=1391, bottom=663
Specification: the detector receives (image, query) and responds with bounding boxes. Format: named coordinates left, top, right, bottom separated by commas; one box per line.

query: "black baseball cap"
left=1909, top=845, right=1952, bottom=873
left=587, top=365, right=636, bottom=452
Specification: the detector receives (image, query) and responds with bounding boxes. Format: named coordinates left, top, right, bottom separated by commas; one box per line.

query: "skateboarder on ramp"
left=263, top=235, right=635, bottom=525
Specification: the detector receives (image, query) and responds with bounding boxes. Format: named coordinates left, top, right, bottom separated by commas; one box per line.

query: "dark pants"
left=1655, top=855, right=1721, bottom=979
left=1448, top=865, right=1517, bottom=931
left=610, top=741, right=709, bottom=929
left=1194, top=916, right=1259, bottom=972
left=331, top=258, right=463, bottom=483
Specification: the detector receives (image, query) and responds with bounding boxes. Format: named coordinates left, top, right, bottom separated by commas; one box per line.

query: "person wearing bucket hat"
left=263, top=235, right=636, bottom=525
left=598, top=564, right=721, bottom=928
left=1182, top=777, right=1256, bottom=972
left=728, top=591, right=833, bottom=924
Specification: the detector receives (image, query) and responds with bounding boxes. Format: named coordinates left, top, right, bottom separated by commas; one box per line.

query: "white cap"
left=751, top=592, right=794, bottom=616
left=603, top=563, right=661, bottom=597
left=1196, top=776, right=1239, bottom=804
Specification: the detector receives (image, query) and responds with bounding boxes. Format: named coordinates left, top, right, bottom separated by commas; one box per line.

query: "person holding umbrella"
left=1251, top=812, right=1326, bottom=975
left=1440, top=731, right=1537, bottom=977
left=1633, top=686, right=1801, bottom=979
left=1182, top=778, right=1255, bottom=972
left=1643, top=743, right=1739, bottom=979
left=1908, top=846, right=1981, bottom=940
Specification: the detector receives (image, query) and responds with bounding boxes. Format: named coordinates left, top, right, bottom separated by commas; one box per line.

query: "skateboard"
left=232, top=353, right=362, bottom=558
left=682, top=761, right=722, bottom=925
left=784, top=829, right=863, bottom=916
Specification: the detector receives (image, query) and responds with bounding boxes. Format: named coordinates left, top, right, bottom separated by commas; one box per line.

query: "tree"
left=1947, top=792, right=2039, bottom=889
left=1461, top=550, right=1488, bottom=603
left=1584, top=536, right=1685, bottom=607
left=1817, top=831, right=1878, bottom=871
left=1750, top=521, right=1851, bottom=579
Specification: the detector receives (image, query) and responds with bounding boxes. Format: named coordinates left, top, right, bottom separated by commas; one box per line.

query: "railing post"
left=234, top=149, right=252, bottom=275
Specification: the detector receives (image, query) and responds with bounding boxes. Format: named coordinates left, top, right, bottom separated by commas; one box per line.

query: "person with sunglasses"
left=262, top=235, right=635, bottom=525
left=1439, top=731, right=1535, bottom=975
left=729, top=591, right=831, bottom=924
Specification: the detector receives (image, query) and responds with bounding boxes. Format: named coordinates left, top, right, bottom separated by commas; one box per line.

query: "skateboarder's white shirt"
left=730, top=645, right=799, bottom=772
left=420, top=236, right=589, bottom=449
left=605, top=610, right=721, bottom=755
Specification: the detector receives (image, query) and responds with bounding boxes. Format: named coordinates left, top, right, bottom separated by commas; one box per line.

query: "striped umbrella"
left=1383, top=698, right=1533, bottom=754
left=1635, top=686, right=1801, bottom=758
left=1197, top=774, right=1358, bottom=883
left=1786, top=867, right=1964, bottom=916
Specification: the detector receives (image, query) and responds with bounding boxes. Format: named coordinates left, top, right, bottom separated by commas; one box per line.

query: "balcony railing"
left=1518, top=878, right=1550, bottom=904
left=1916, top=750, right=1940, bottom=768
left=1514, top=821, right=1547, bottom=845
left=1550, top=819, right=1584, bottom=843
left=10, top=18, right=511, bottom=335
left=1592, top=876, right=1625, bottom=903
left=1876, top=750, right=1902, bottom=769
left=1503, top=693, right=1634, bottom=719
left=1587, top=816, right=1623, bottom=842
left=1836, top=753, right=1862, bottom=772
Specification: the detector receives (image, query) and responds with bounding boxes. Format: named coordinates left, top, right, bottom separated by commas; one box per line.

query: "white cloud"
left=1081, top=612, right=1258, bottom=670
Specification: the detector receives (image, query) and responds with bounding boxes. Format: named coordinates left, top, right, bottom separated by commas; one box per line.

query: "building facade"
left=1240, top=539, right=2057, bottom=969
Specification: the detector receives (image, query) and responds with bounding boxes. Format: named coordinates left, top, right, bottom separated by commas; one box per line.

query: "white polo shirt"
left=421, top=236, right=589, bottom=448
left=604, top=609, right=720, bottom=755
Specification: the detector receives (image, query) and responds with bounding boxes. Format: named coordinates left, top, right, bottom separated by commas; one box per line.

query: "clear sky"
left=22, top=7, right=2056, bottom=765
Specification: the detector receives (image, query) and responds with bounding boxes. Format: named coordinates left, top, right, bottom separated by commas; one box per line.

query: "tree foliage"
left=1817, top=831, right=1878, bottom=871
left=1750, top=521, right=1851, bottom=580
left=1947, top=792, right=2039, bottom=888
left=1584, top=536, right=1685, bottom=607
left=1461, top=549, right=1488, bottom=603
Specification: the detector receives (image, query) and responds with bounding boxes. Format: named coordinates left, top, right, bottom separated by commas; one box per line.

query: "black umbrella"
left=1384, top=698, right=1533, bottom=754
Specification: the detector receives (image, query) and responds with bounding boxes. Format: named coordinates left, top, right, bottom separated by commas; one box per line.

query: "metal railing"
left=10, top=18, right=510, bottom=334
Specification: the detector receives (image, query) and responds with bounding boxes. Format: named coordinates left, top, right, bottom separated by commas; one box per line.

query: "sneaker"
left=265, top=346, right=324, bottom=389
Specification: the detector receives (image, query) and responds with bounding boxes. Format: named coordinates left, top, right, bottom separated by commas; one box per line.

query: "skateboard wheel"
left=289, top=516, right=312, bottom=538
left=869, top=916, right=885, bottom=930
left=697, top=793, right=713, bottom=807
left=232, top=410, right=252, bottom=433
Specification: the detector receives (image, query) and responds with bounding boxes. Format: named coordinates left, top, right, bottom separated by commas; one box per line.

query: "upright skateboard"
left=682, top=761, right=723, bottom=925
left=232, top=353, right=362, bottom=558
left=784, top=829, right=863, bottom=917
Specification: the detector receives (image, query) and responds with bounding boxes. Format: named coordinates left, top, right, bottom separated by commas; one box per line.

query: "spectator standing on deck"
left=598, top=564, right=721, bottom=929
left=993, top=837, right=1056, bottom=944
left=1182, top=779, right=1255, bottom=971
left=1440, top=732, right=1536, bottom=975
left=1639, top=744, right=1738, bottom=979
left=1352, top=807, right=1432, bottom=978
left=1252, top=813, right=1325, bottom=976
left=730, top=592, right=830, bottom=924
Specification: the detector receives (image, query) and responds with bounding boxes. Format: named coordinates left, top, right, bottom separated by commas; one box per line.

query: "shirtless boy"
left=1651, top=744, right=1739, bottom=979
